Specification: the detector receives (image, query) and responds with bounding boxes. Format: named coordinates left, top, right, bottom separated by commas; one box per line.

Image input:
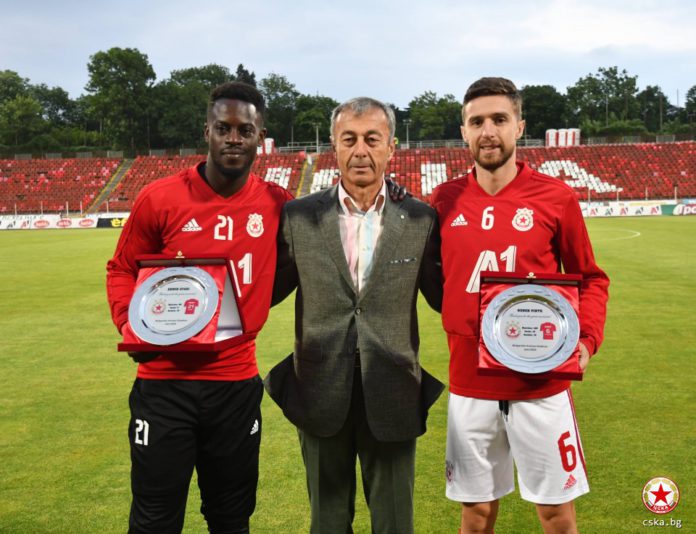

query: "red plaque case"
left=118, top=255, right=252, bottom=353
left=478, top=271, right=584, bottom=381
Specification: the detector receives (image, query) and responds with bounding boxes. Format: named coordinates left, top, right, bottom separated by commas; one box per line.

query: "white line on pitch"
left=594, top=229, right=642, bottom=242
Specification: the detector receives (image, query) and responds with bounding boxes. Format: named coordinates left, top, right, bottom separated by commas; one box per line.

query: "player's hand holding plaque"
left=118, top=255, right=247, bottom=353
left=478, top=271, right=584, bottom=380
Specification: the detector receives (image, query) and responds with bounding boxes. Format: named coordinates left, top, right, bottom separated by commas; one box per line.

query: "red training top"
left=431, top=162, right=609, bottom=400
left=106, top=163, right=292, bottom=381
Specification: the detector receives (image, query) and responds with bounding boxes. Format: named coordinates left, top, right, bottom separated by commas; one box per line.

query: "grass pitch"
left=0, top=217, right=694, bottom=533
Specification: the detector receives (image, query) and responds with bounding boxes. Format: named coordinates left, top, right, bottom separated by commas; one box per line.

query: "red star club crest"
left=512, top=207, right=534, bottom=232
left=151, top=299, right=166, bottom=315
left=246, top=213, right=264, bottom=237
left=505, top=321, right=521, bottom=338
left=642, top=477, right=680, bottom=514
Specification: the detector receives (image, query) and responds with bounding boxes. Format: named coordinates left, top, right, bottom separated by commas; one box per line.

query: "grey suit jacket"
left=264, top=184, right=444, bottom=442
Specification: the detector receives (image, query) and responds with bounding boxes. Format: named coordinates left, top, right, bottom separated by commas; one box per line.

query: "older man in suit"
left=265, top=96, right=444, bottom=534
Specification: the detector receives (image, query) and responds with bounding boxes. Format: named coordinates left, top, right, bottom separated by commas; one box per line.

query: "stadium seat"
left=1, top=142, right=694, bottom=213
left=101, top=153, right=306, bottom=211
left=0, top=157, right=120, bottom=214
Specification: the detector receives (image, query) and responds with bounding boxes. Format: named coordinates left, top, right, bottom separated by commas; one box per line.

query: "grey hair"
left=330, top=97, right=396, bottom=141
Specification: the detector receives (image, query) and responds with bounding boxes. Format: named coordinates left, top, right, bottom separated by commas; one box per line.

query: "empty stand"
left=102, top=153, right=306, bottom=211
left=311, top=148, right=474, bottom=199
left=258, top=152, right=305, bottom=194
left=104, top=155, right=202, bottom=212
left=310, top=142, right=696, bottom=202
left=1, top=143, right=694, bottom=214
left=0, top=158, right=121, bottom=214
left=519, top=142, right=696, bottom=200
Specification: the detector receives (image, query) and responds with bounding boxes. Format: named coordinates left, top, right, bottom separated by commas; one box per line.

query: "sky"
left=1, top=0, right=694, bottom=109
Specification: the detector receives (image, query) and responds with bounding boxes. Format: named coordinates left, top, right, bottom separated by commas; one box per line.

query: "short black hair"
left=462, top=77, right=522, bottom=120
left=208, top=81, right=265, bottom=122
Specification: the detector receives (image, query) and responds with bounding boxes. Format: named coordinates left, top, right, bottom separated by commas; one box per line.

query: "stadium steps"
left=88, top=158, right=134, bottom=213
left=297, top=156, right=316, bottom=197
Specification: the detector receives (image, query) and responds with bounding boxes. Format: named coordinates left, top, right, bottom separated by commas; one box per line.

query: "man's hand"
left=577, top=342, right=591, bottom=371
left=385, top=177, right=408, bottom=202
left=128, top=352, right=159, bottom=363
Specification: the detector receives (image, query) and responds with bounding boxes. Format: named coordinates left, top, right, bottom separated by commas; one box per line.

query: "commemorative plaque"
left=478, top=272, right=584, bottom=380
left=128, top=267, right=219, bottom=346
left=118, top=255, right=247, bottom=353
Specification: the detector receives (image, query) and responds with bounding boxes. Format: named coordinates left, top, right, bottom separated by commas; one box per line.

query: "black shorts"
left=127, top=376, right=263, bottom=534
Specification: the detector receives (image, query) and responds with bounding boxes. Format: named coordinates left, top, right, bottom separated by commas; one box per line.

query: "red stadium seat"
left=101, top=153, right=306, bottom=211
left=0, top=157, right=121, bottom=214
left=1, top=143, right=694, bottom=213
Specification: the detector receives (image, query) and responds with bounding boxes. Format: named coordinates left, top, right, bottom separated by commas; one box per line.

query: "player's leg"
left=461, top=500, right=499, bottom=534
left=128, top=379, right=197, bottom=534
left=505, top=389, right=588, bottom=533
left=196, top=376, right=263, bottom=534
left=446, top=394, right=514, bottom=533
left=536, top=501, right=578, bottom=534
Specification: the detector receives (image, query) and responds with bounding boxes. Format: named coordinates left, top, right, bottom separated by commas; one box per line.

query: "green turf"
left=0, top=217, right=693, bottom=533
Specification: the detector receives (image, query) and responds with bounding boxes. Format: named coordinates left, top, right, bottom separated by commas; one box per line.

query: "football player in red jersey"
left=431, top=78, right=609, bottom=534
left=107, top=82, right=292, bottom=534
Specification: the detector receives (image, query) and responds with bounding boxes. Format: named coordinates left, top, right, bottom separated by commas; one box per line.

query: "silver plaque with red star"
left=128, top=267, right=219, bottom=346
left=481, top=284, right=579, bottom=374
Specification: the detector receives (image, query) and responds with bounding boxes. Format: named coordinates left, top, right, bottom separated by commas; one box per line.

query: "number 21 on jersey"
left=214, top=215, right=234, bottom=241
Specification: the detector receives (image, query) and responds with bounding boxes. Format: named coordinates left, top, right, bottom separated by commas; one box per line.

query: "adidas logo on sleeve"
left=181, top=218, right=202, bottom=232
left=450, top=214, right=468, bottom=227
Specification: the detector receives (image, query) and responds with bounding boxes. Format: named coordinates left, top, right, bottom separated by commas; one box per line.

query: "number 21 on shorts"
left=134, top=419, right=150, bottom=446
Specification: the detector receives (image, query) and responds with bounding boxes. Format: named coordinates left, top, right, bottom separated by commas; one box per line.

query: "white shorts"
left=445, top=390, right=589, bottom=505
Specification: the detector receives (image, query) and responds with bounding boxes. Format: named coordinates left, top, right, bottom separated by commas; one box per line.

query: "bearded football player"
left=431, top=77, right=609, bottom=534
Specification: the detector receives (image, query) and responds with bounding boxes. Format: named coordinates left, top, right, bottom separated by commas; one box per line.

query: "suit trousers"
left=298, top=374, right=416, bottom=534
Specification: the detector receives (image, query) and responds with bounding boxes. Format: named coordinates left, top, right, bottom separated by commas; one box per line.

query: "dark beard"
left=213, top=158, right=250, bottom=181
left=476, top=147, right=514, bottom=172
left=219, top=166, right=246, bottom=180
